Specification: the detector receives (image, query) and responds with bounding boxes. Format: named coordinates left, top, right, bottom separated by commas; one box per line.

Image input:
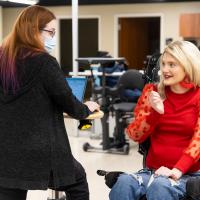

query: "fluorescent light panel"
left=0, top=0, right=38, bottom=5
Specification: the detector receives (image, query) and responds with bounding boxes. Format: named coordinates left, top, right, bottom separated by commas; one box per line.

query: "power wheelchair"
left=97, top=54, right=200, bottom=200
left=97, top=143, right=200, bottom=200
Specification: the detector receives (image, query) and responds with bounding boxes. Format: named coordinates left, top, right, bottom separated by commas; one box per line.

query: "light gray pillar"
left=72, top=0, right=79, bottom=76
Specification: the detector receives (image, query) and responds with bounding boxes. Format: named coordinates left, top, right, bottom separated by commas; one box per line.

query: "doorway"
left=60, top=18, right=99, bottom=75
left=118, top=17, right=161, bottom=70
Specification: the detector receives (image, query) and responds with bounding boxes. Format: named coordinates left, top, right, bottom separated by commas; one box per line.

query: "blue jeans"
left=109, top=169, right=200, bottom=200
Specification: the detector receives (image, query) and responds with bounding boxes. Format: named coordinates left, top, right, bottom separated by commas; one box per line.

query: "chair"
left=110, top=69, right=145, bottom=152
left=83, top=69, right=144, bottom=155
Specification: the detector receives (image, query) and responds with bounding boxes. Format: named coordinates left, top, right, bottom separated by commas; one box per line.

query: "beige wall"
left=0, top=6, right=2, bottom=44
left=2, top=2, right=200, bottom=57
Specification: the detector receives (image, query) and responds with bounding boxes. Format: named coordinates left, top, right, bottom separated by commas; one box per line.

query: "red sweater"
left=126, top=84, right=200, bottom=174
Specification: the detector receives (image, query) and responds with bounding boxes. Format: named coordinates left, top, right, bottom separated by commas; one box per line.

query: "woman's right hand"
left=149, top=91, right=164, bottom=114
left=84, top=101, right=100, bottom=113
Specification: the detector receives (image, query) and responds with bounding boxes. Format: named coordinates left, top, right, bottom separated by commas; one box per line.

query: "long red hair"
left=0, top=5, right=56, bottom=93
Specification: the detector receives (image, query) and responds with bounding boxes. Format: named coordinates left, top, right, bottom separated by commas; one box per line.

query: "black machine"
left=76, top=57, right=132, bottom=154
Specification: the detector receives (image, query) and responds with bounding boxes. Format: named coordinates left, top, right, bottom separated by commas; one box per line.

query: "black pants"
left=0, top=160, right=89, bottom=200
left=58, top=159, right=89, bottom=200
left=0, top=187, right=27, bottom=200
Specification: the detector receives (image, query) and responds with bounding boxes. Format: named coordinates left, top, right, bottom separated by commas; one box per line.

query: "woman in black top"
left=0, top=5, right=99, bottom=200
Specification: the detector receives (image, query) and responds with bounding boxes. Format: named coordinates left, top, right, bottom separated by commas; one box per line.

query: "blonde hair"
left=157, top=40, right=200, bottom=98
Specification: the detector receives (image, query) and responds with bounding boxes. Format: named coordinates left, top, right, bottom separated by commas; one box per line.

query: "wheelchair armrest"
left=186, top=176, right=200, bottom=200
left=97, top=170, right=124, bottom=189
left=138, top=138, right=151, bottom=168
left=138, top=139, right=150, bottom=156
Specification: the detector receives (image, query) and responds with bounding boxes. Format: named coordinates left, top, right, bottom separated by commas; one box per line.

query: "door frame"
left=55, top=15, right=101, bottom=65
left=114, top=13, right=164, bottom=57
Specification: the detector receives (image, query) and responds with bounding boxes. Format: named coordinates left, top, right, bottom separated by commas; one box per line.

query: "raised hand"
left=149, top=91, right=164, bottom=114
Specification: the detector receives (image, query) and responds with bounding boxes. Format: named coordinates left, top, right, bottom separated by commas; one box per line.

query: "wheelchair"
left=97, top=138, right=200, bottom=200
left=97, top=53, right=200, bottom=200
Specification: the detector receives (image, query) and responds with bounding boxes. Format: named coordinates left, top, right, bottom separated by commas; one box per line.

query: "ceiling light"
left=0, top=0, right=38, bottom=5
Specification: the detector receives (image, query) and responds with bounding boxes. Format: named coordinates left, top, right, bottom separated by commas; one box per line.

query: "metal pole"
left=71, top=0, right=79, bottom=137
left=72, top=0, right=79, bottom=76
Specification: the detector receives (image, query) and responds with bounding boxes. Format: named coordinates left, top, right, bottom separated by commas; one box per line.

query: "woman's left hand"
left=155, top=166, right=182, bottom=180
left=155, top=166, right=172, bottom=177
left=170, top=168, right=183, bottom=180
left=149, top=91, right=164, bottom=114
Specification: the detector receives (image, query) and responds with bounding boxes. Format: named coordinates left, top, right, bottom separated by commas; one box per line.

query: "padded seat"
left=113, top=102, right=136, bottom=112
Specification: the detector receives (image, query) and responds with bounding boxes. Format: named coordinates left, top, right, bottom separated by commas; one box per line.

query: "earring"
left=179, top=76, right=195, bottom=89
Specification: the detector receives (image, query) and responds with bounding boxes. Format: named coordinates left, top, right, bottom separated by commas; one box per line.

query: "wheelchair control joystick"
left=97, top=170, right=108, bottom=176
left=97, top=169, right=124, bottom=189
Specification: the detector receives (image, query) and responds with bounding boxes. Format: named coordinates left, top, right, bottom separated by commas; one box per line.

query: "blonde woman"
left=110, top=41, right=200, bottom=200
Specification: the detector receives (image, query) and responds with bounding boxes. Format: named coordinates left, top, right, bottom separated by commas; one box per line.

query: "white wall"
left=2, top=2, right=200, bottom=56
left=0, top=6, right=2, bottom=44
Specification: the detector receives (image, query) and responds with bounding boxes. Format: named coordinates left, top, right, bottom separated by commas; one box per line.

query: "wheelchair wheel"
left=83, top=142, right=90, bottom=152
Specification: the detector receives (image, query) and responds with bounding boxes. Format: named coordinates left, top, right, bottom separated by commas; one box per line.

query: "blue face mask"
left=44, top=36, right=56, bottom=53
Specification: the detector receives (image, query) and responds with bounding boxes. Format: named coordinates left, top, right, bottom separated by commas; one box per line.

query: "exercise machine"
left=76, top=57, right=132, bottom=155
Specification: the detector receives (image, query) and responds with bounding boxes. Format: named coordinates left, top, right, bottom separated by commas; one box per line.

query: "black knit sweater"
left=0, top=53, right=90, bottom=190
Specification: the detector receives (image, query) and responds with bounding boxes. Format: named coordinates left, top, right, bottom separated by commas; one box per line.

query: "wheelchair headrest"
left=118, top=69, right=145, bottom=91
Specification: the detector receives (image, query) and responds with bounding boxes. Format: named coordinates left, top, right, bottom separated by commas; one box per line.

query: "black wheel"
left=83, top=142, right=90, bottom=152
left=60, top=195, right=67, bottom=200
left=123, top=144, right=129, bottom=155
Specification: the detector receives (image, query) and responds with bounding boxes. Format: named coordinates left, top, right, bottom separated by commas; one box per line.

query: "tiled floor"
left=27, top=131, right=143, bottom=200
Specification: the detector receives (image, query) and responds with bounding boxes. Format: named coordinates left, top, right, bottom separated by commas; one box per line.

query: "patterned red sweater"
left=126, top=84, right=200, bottom=174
